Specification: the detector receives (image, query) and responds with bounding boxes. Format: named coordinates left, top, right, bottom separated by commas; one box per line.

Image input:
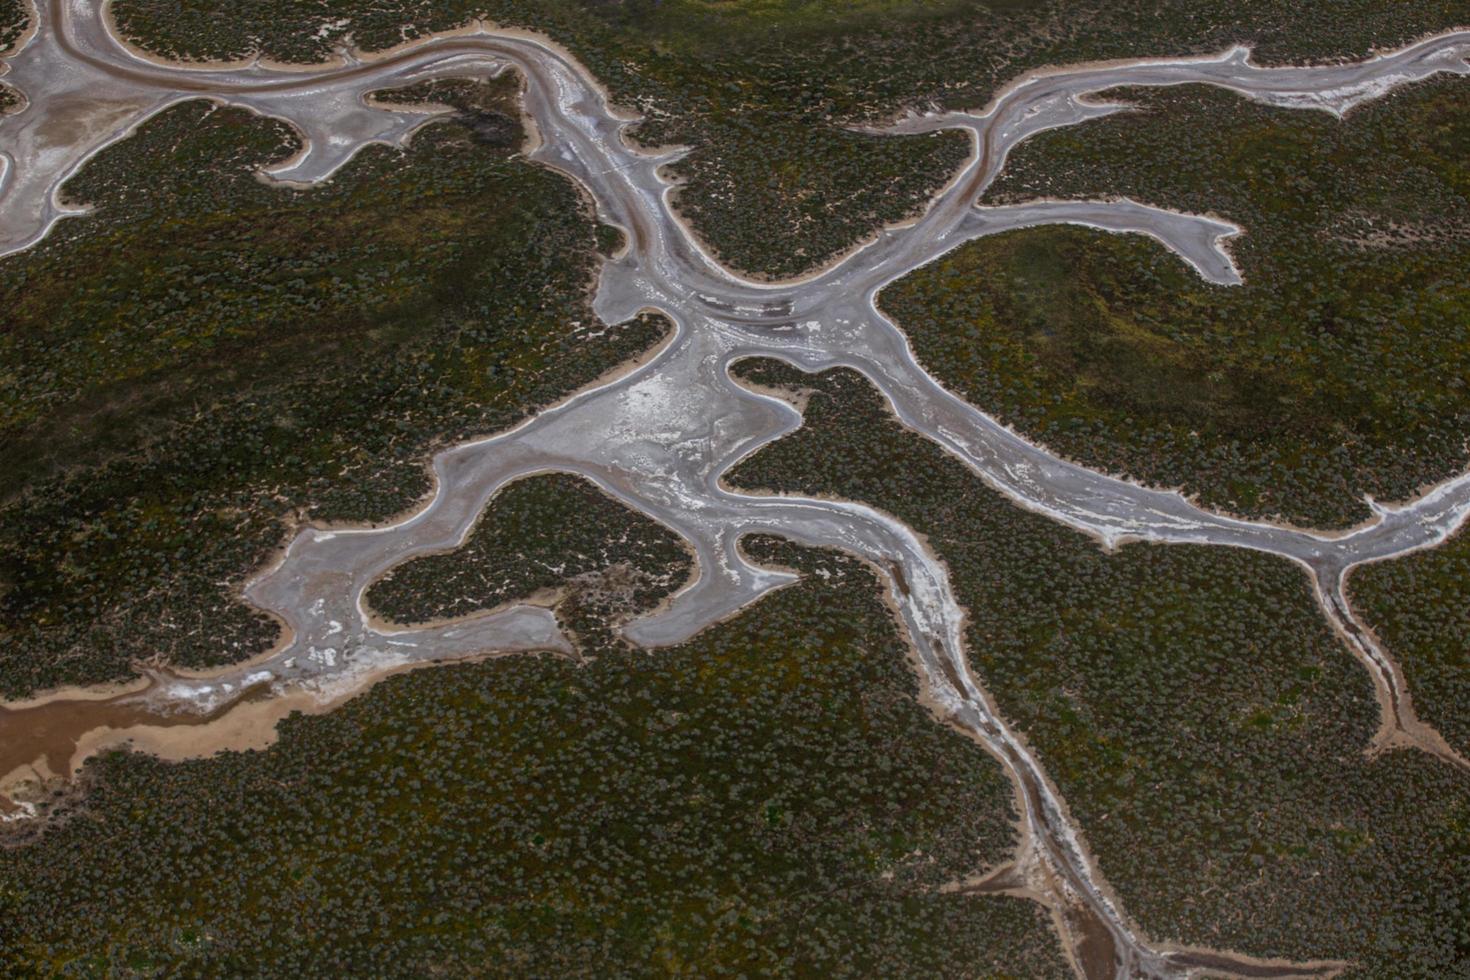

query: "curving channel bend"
left=4, top=1, right=1470, bottom=976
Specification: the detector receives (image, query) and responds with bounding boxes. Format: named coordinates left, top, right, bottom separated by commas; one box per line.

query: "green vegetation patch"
left=367, top=472, right=694, bottom=653
left=882, top=78, right=1470, bottom=527
left=1351, top=529, right=1470, bottom=759
left=727, top=360, right=1470, bottom=975
left=0, top=0, right=26, bottom=52
left=372, top=73, right=525, bottom=146
left=0, top=538, right=1067, bottom=978
left=0, top=95, right=669, bottom=698
left=108, top=0, right=1470, bottom=279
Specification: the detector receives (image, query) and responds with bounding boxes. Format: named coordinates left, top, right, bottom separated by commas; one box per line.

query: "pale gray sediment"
left=4, top=2, right=1470, bottom=976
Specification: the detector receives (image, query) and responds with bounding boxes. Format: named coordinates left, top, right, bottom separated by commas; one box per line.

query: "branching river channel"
left=3, top=1, right=1470, bottom=975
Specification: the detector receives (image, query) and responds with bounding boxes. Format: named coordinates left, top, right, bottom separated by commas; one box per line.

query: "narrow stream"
left=3, top=2, right=1469, bottom=975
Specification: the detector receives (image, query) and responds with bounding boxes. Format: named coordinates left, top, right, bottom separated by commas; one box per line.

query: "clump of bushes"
left=1350, top=529, right=1470, bottom=759
left=367, top=472, right=694, bottom=653
left=0, top=0, right=26, bottom=51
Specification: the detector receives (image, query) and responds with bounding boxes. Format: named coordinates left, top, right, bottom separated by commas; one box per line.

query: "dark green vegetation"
left=373, top=73, right=524, bottom=146
left=0, top=0, right=24, bottom=111
left=1352, top=530, right=1470, bottom=759
left=110, top=0, right=1470, bottom=279
left=727, top=360, right=1470, bottom=976
left=0, top=91, right=670, bottom=699
left=0, top=537, right=1069, bottom=978
left=368, top=472, right=693, bottom=653
left=0, top=0, right=24, bottom=51
left=887, top=77, right=1470, bottom=527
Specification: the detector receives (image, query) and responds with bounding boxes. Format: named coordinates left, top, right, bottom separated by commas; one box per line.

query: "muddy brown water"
left=0, top=675, right=271, bottom=806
